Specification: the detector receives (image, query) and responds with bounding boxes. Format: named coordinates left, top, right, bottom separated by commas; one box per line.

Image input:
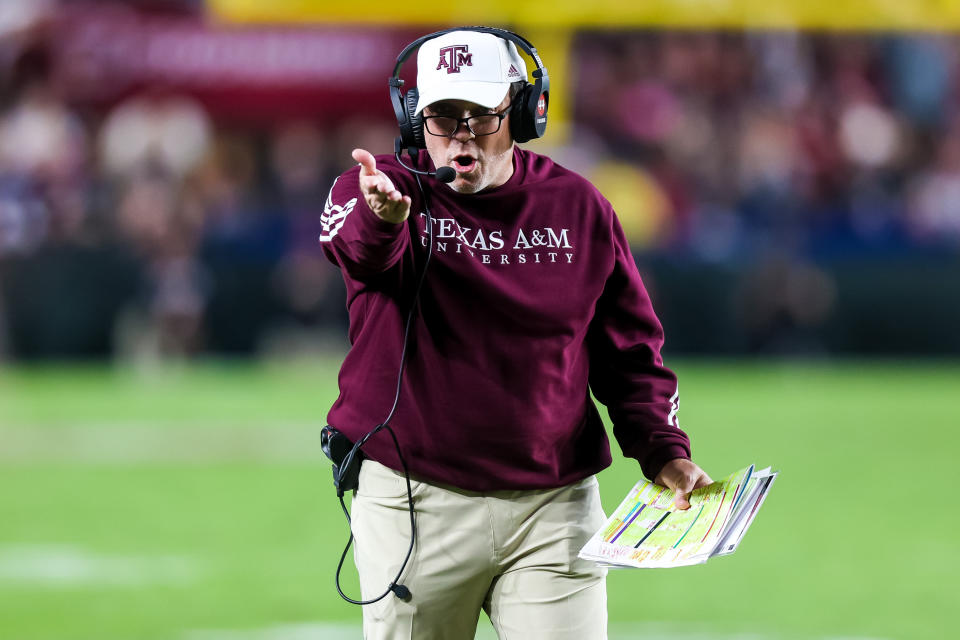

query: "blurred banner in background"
left=208, top=0, right=960, bottom=30
left=1, top=0, right=959, bottom=360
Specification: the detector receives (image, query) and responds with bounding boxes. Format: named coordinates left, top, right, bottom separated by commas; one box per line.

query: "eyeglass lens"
left=425, top=114, right=502, bottom=137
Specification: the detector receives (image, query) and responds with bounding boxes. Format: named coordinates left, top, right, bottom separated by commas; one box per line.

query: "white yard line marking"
left=0, top=544, right=202, bottom=587
left=184, top=624, right=359, bottom=640
left=0, top=424, right=324, bottom=463
left=181, top=622, right=891, bottom=640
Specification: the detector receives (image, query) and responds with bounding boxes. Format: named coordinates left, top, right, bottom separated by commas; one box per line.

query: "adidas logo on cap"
left=507, top=64, right=521, bottom=78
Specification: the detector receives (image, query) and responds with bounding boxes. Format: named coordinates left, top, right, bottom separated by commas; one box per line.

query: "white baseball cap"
left=414, top=30, right=528, bottom=115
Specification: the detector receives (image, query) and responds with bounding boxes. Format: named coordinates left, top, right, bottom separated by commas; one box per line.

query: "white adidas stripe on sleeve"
left=319, top=177, right=358, bottom=243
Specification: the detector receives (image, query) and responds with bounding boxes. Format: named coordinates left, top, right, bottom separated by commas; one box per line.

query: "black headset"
left=389, top=26, right=550, bottom=151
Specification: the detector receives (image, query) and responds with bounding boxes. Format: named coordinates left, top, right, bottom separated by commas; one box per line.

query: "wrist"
left=374, top=208, right=409, bottom=224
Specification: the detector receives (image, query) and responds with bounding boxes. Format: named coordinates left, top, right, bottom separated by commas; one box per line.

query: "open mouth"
left=453, top=155, right=477, bottom=174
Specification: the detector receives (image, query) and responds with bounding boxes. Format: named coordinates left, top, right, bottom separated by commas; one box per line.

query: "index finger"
left=352, top=148, right=377, bottom=176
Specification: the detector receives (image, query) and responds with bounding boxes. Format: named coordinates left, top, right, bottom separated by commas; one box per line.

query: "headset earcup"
left=393, top=86, right=425, bottom=150
left=391, top=81, right=411, bottom=147
left=405, top=88, right=426, bottom=149
left=509, top=83, right=532, bottom=143
left=531, top=84, right=548, bottom=140
left=510, top=81, right=547, bottom=143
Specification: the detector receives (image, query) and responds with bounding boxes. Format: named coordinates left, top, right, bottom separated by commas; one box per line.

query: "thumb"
left=352, top=148, right=377, bottom=176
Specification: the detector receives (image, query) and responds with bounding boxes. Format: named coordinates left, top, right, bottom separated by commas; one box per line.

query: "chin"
left=449, top=176, right=483, bottom=194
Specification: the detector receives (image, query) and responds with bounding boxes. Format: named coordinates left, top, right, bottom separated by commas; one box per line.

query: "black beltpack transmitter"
left=321, top=425, right=364, bottom=495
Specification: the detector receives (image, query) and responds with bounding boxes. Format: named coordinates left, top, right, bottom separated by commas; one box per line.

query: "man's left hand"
left=654, top=458, right=712, bottom=510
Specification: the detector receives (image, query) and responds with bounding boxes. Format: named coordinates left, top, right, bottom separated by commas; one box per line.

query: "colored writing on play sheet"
left=580, top=465, right=777, bottom=568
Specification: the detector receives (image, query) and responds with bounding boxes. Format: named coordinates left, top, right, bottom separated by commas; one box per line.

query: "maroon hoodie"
left=319, top=147, right=690, bottom=491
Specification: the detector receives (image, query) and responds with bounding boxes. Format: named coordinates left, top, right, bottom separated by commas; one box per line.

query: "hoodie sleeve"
left=318, top=162, right=411, bottom=279
left=587, top=205, right=691, bottom=481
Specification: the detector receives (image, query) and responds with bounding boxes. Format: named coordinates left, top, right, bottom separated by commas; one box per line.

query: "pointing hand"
left=352, top=148, right=412, bottom=224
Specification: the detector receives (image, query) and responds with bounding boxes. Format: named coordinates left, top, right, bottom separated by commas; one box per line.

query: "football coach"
left=319, top=26, right=712, bottom=640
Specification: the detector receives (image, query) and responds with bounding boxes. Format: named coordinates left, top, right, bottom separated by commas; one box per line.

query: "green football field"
left=0, top=358, right=956, bottom=639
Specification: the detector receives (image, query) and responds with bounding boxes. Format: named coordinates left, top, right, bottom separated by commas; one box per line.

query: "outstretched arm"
left=319, top=149, right=416, bottom=278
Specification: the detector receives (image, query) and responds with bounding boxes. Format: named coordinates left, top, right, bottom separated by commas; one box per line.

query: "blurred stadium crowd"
left=0, top=1, right=958, bottom=359
left=573, top=31, right=960, bottom=257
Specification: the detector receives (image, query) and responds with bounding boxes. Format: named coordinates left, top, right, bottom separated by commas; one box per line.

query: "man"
left=320, top=28, right=711, bottom=640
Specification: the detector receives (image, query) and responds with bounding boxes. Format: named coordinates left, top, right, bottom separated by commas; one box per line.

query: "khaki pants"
left=351, top=460, right=608, bottom=640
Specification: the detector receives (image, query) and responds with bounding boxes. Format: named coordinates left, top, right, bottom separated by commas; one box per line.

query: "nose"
left=451, top=119, right=475, bottom=142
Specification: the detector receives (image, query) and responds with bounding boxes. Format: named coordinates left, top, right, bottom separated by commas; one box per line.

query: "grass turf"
left=0, top=359, right=956, bottom=638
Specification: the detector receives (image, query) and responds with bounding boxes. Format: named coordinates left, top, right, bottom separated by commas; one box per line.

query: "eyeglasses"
left=422, top=105, right=511, bottom=138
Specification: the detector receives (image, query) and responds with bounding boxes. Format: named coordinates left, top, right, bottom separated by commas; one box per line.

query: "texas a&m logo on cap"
left=437, top=45, right=472, bottom=74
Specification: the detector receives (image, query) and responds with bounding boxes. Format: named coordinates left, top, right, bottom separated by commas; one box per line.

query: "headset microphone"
left=394, top=138, right=457, bottom=183
left=425, top=164, right=457, bottom=184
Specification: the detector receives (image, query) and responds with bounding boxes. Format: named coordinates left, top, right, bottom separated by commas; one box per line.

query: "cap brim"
left=414, top=82, right=510, bottom=115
